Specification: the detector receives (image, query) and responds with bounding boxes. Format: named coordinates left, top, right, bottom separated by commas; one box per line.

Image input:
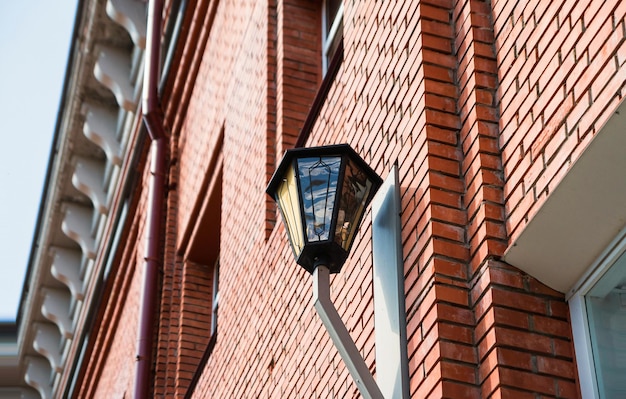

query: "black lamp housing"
left=266, top=144, right=383, bottom=274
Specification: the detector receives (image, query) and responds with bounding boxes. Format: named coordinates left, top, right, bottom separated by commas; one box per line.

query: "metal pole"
left=313, top=265, right=384, bottom=399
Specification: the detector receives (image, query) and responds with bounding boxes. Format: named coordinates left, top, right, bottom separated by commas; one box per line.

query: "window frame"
left=321, top=0, right=343, bottom=75
left=568, top=227, right=626, bottom=399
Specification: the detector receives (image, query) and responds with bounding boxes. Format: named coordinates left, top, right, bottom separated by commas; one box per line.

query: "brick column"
left=399, top=1, right=478, bottom=397
left=453, top=1, right=580, bottom=397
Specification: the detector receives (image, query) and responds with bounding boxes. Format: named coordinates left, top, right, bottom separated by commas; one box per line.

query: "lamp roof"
left=266, top=144, right=381, bottom=198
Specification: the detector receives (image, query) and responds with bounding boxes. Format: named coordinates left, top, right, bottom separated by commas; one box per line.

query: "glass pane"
left=325, top=0, right=342, bottom=36
left=277, top=163, right=305, bottom=256
left=586, top=250, right=626, bottom=398
left=297, top=156, right=341, bottom=242
left=335, top=158, right=373, bottom=250
left=322, top=0, right=343, bottom=74
left=327, top=18, right=343, bottom=63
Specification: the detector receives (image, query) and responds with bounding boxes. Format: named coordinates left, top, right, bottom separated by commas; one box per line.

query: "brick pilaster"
left=403, top=1, right=478, bottom=397
left=453, top=1, right=580, bottom=397
left=453, top=0, right=507, bottom=275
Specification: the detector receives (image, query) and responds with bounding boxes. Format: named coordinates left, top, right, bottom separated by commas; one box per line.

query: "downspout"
left=134, top=0, right=166, bottom=398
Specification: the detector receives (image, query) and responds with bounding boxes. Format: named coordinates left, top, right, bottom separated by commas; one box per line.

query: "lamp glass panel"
left=335, top=158, right=374, bottom=250
left=297, top=156, right=341, bottom=242
left=277, top=163, right=304, bottom=256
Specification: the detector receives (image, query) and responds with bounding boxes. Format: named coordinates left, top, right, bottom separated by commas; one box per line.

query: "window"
left=181, top=158, right=223, bottom=398
left=322, top=0, right=343, bottom=74
left=570, top=229, right=626, bottom=399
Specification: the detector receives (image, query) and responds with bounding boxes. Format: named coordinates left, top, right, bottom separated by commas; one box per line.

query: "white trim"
left=570, top=294, right=600, bottom=399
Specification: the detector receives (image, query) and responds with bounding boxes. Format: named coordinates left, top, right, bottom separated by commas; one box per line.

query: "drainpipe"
left=134, top=0, right=166, bottom=398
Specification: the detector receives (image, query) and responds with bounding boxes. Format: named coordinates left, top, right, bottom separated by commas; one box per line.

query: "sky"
left=0, top=1, right=78, bottom=320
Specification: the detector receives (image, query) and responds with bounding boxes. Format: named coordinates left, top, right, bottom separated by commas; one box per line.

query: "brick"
left=494, top=326, right=554, bottom=354
left=500, top=367, right=558, bottom=395
left=440, top=361, right=477, bottom=384
left=536, top=356, right=577, bottom=379
left=490, top=287, right=548, bottom=314
left=488, top=265, right=524, bottom=290
left=497, top=348, right=533, bottom=371
left=435, top=284, right=469, bottom=306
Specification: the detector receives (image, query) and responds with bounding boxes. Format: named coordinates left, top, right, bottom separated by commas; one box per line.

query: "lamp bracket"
left=312, top=265, right=384, bottom=399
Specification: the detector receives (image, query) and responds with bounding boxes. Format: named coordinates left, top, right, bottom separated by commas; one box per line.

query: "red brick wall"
left=175, top=261, right=214, bottom=396
left=75, top=0, right=626, bottom=398
left=497, top=0, right=626, bottom=243
left=473, top=260, right=578, bottom=398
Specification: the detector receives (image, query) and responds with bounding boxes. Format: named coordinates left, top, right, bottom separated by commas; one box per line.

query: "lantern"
left=266, top=144, right=383, bottom=273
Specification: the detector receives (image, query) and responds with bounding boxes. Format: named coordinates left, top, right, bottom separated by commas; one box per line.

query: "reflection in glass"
left=277, top=164, right=304, bottom=256
left=586, top=250, right=626, bottom=398
left=325, top=0, right=342, bottom=35
left=322, top=0, right=343, bottom=74
left=297, top=156, right=341, bottom=242
left=335, top=158, right=373, bottom=250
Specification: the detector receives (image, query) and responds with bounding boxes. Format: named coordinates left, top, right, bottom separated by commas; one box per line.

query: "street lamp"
left=266, top=144, right=382, bottom=273
left=266, top=144, right=385, bottom=399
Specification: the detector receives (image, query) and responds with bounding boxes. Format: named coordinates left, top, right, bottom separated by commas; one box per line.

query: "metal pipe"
left=313, top=265, right=384, bottom=399
left=143, top=0, right=165, bottom=133
left=133, top=138, right=166, bottom=399
left=134, top=0, right=166, bottom=397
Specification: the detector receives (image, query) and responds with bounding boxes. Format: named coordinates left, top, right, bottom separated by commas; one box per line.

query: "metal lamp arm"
left=313, top=265, right=384, bottom=399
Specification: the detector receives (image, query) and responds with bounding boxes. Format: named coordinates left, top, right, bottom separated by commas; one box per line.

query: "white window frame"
left=321, top=0, right=343, bottom=75
left=568, top=227, right=626, bottom=399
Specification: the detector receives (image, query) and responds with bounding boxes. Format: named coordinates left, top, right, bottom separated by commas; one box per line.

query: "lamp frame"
left=266, top=144, right=382, bottom=274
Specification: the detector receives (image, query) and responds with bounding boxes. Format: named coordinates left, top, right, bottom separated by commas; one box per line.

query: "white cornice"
left=17, top=0, right=147, bottom=397
left=94, top=47, right=138, bottom=112
left=83, top=104, right=123, bottom=166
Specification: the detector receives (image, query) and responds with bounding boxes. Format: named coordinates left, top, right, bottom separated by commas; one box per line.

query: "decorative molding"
left=61, top=204, right=96, bottom=260
left=94, top=47, right=137, bottom=112
left=17, top=0, right=147, bottom=397
left=106, top=0, right=147, bottom=49
left=72, top=157, right=108, bottom=214
left=32, top=323, right=64, bottom=373
left=84, top=105, right=122, bottom=165
left=24, top=357, right=52, bottom=399
left=41, top=289, right=74, bottom=340
left=50, top=247, right=84, bottom=301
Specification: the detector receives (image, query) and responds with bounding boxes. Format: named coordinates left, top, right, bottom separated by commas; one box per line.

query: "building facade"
left=12, top=0, right=626, bottom=398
